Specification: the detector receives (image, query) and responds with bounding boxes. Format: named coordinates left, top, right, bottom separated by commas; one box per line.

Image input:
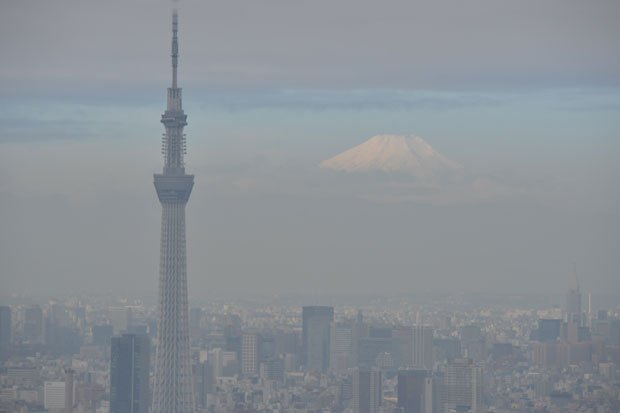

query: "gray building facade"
left=110, top=334, right=151, bottom=413
left=302, top=306, right=334, bottom=372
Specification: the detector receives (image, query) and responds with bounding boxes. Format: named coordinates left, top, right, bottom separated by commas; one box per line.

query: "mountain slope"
left=320, top=134, right=459, bottom=178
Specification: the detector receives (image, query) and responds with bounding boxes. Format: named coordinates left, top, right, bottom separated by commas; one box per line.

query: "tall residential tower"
left=152, top=10, right=195, bottom=413
left=111, top=334, right=151, bottom=413
left=302, top=306, right=334, bottom=372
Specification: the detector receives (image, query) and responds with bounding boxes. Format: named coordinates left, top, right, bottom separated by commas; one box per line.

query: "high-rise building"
left=93, top=324, right=114, bottom=347
left=0, top=306, right=11, bottom=348
left=460, top=325, right=486, bottom=362
left=433, top=338, right=461, bottom=363
left=566, top=317, right=580, bottom=344
left=397, top=369, right=433, bottom=413
left=190, top=307, right=202, bottom=340
left=193, top=361, right=214, bottom=410
left=358, top=336, right=393, bottom=368
left=566, top=273, right=582, bottom=325
left=110, top=334, right=151, bottom=413
left=260, top=358, right=285, bottom=382
left=393, top=326, right=414, bottom=367
left=330, top=321, right=354, bottom=373
left=284, top=353, right=299, bottom=372
left=412, top=325, right=434, bottom=370
left=151, top=10, right=195, bottom=413
left=24, top=305, right=43, bottom=343
left=108, top=307, right=132, bottom=334
left=302, top=306, right=334, bottom=372
left=352, top=368, right=382, bottom=413
left=75, top=382, right=106, bottom=409
left=44, top=381, right=66, bottom=410
left=7, top=367, right=39, bottom=387
left=241, top=333, right=260, bottom=377
left=65, top=368, right=75, bottom=413
left=535, top=319, right=562, bottom=342
left=443, top=358, right=483, bottom=413
left=432, top=372, right=446, bottom=413
left=609, top=320, right=620, bottom=346
left=260, top=334, right=276, bottom=360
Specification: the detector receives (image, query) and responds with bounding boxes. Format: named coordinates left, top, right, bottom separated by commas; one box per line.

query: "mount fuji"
left=320, top=134, right=460, bottom=179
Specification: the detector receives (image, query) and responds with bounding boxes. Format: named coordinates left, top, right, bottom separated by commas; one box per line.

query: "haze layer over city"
left=0, top=2, right=619, bottom=412
left=1, top=0, right=618, bottom=299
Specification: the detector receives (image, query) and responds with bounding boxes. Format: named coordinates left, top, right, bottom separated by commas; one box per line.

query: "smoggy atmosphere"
left=1, top=0, right=619, bottom=298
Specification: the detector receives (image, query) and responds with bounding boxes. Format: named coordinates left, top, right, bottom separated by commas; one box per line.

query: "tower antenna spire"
left=171, top=9, right=179, bottom=89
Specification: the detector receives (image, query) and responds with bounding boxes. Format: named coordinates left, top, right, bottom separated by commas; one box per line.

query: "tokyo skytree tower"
left=152, top=10, right=195, bottom=413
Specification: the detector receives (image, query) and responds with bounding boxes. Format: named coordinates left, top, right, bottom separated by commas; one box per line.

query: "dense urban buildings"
left=1, top=291, right=620, bottom=412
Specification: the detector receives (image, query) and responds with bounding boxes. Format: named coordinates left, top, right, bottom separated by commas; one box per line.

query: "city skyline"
left=0, top=278, right=619, bottom=412
left=1, top=2, right=619, bottom=412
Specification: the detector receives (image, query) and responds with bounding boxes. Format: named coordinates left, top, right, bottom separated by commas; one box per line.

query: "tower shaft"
left=152, top=10, right=195, bottom=413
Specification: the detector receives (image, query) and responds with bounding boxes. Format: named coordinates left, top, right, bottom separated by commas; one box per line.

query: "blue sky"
left=2, top=87, right=618, bottom=166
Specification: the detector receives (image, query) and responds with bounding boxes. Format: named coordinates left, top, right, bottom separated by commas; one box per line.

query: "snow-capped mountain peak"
left=320, top=134, right=459, bottom=178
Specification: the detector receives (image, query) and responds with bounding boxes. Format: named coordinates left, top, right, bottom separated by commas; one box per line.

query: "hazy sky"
left=1, top=0, right=619, bottom=298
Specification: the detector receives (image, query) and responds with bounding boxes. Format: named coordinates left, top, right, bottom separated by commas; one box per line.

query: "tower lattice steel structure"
left=152, top=10, right=195, bottom=413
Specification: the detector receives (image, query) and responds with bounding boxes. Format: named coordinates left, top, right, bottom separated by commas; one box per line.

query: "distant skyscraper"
left=352, top=368, right=382, bottom=413
left=65, top=368, right=75, bottom=413
left=92, top=324, right=114, bottom=347
left=302, top=306, right=334, bottom=372
left=0, top=306, right=11, bottom=348
left=110, top=333, right=151, bottom=413
left=108, top=307, right=132, bottom=334
left=443, top=358, right=483, bottom=413
left=151, top=10, right=195, bottom=413
left=397, top=369, right=433, bottom=413
left=190, top=307, right=202, bottom=340
left=24, top=305, right=43, bottom=343
left=241, top=333, right=260, bottom=377
left=260, top=358, right=285, bottom=382
left=460, top=325, right=486, bottom=361
left=608, top=320, right=620, bottom=346
left=412, top=325, right=433, bottom=370
left=330, top=321, right=354, bottom=373
left=433, top=338, right=461, bottom=363
left=358, top=334, right=393, bottom=368
left=192, top=361, right=214, bottom=410
left=535, top=319, right=562, bottom=342
left=566, top=272, right=582, bottom=325
left=393, top=326, right=414, bottom=367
